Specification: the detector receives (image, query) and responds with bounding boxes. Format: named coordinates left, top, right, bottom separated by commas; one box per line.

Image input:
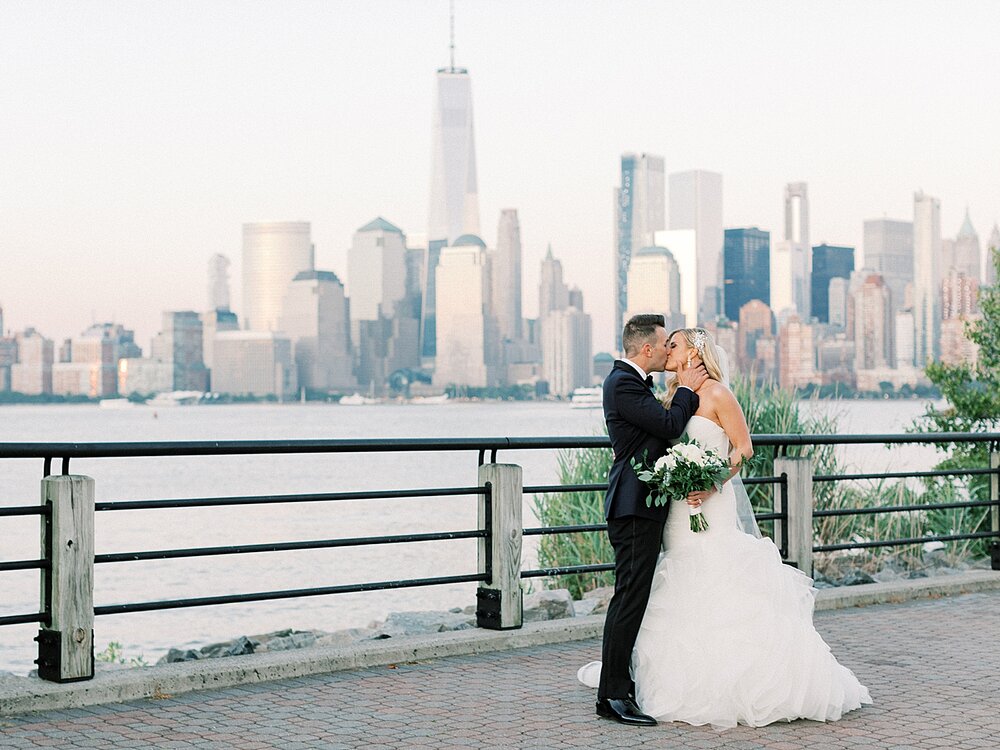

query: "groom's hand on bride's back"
left=676, top=362, right=708, bottom=392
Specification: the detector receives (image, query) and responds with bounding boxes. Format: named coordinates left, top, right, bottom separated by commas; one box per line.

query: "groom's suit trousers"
left=599, top=514, right=665, bottom=700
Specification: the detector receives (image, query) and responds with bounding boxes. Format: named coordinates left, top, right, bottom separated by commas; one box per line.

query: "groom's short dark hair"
left=622, top=314, right=665, bottom=355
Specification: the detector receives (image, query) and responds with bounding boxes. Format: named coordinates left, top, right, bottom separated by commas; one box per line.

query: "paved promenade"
left=2, top=590, right=999, bottom=749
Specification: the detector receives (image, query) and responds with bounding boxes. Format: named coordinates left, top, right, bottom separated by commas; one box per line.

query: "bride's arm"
left=716, top=388, right=753, bottom=482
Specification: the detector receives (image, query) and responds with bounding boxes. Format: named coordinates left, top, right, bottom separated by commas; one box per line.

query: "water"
left=0, top=398, right=937, bottom=673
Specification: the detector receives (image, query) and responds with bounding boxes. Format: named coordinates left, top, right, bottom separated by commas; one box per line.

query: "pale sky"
left=2, top=0, right=999, bottom=352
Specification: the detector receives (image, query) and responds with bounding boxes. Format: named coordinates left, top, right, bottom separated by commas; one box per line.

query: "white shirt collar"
left=617, top=358, right=648, bottom=380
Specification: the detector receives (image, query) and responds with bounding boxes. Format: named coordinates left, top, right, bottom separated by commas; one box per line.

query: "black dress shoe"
left=596, top=697, right=657, bottom=726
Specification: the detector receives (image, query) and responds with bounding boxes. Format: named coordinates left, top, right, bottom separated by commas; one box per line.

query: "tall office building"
left=242, top=222, right=314, bottom=332
left=775, top=182, right=811, bottom=318
left=423, top=25, right=481, bottom=364
left=211, top=331, right=297, bottom=398
left=894, top=310, right=916, bottom=370
left=737, top=299, right=776, bottom=374
left=433, top=240, right=494, bottom=388
left=913, top=191, right=942, bottom=364
left=778, top=314, right=815, bottom=390
left=863, top=218, right=914, bottom=311
left=946, top=210, right=981, bottom=282
left=811, top=244, right=855, bottom=324
left=624, top=247, right=683, bottom=331
left=348, top=218, right=407, bottom=327
left=208, top=254, right=231, bottom=311
left=853, top=274, right=893, bottom=370
left=986, top=224, right=1000, bottom=286
left=654, top=229, right=697, bottom=327
left=492, top=209, right=523, bottom=342
left=669, top=170, right=723, bottom=322
left=281, top=271, right=354, bottom=392
left=539, top=245, right=570, bottom=316
left=200, top=308, right=239, bottom=375
left=151, top=312, right=209, bottom=391
left=828, top=277, right=850, bottom=329
left=723, top=228, right=770, bottom=321
left=615, top=153, right=665, bottom=331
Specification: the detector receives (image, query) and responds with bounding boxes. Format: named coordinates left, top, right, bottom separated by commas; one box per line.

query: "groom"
left=596, top=314, right=707, bottom=726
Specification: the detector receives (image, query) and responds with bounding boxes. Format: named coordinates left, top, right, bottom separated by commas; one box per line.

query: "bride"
left=579, top=327, right=872, bottom=730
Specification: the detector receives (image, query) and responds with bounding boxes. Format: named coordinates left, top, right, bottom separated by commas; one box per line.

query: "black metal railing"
left=1, top=431, right=999, bottom=633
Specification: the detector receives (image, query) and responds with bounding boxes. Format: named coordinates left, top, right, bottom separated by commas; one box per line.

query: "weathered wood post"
left=774, top=456, right=814, bottom=578
left=36, top=475, right=95, bottom=682
left=476, top=463, right=523, bottom=629
left=991, top=449, right=999, bottom=571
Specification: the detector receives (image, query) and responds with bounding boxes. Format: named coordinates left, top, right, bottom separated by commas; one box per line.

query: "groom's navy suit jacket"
left=603, top=360, right=699, bottom=521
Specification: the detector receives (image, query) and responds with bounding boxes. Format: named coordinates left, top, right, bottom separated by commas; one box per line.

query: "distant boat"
left=569, top=387, right=603, bottom=409
left=409, top=394, right=450, bottom=405
left=147, top=391, right=204, bottom=407
left=98, top=398, right=135, bottom=409
left=339, top=393, right=380, bottom=406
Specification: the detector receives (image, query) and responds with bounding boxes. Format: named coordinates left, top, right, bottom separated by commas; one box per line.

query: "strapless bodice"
left=683, top=415, right=729, bottom=456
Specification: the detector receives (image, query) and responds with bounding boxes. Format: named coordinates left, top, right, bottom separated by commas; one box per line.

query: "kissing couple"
left=579, top=314, right=872, bottom=730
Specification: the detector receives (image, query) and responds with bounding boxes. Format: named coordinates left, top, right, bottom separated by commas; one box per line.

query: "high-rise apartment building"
left=211, top=331, right=297, bottom=398
left=242, top=222, right=314, bottom=332
left=492, top=209, right=523, bottom=343
left=624, top=247, right=683, bottom=331
left=828, top=277, right=850, bottom=329
left=541, top=307, right=592, bottom=397
left=811, top=244, right=855, bottom=324
left=433, top=239, right=494, bottom=388
left=615, top=153, right=665, bottom=331
left=11, top=329, right=53, bottom=395
left=913, top=191, right=942, bottom=364
left=151, top=312, right=209, bottom=391
left=668, top=170, right=723, bottom=323
left=894, top=310, right=916, bottom=370
left=723, top=228, right=770, bottom=321
left=852, top=274, right=893, bottom=370
left=863, top=218, right=914, bottom=312
left=778, top=314, right=814, bottom=390
left=737, top=300, right=775, bottom=373
left=281, top=271, right=354, bottom=392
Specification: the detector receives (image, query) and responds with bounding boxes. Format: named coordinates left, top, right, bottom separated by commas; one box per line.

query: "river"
left=0, top=398, right=941, bottom=673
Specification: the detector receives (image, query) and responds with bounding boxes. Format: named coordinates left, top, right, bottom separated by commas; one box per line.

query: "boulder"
left=839, top=570, right=876, bottom=586
left=374, top=610, right=475, bottom=637
left=572, top=598, right=600, bottom=617
left=582, top=585, right=614, bottom=614
left=523, top=589, right=575, bottom=622
left=160, top=648, right=201, bottom=664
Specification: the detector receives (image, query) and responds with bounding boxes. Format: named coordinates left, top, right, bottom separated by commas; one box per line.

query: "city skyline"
left=2, top=1, right=999, bottom=351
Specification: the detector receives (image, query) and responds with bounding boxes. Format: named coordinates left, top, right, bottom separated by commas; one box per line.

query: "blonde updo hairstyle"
left=662, top=327, right=726, bottom=406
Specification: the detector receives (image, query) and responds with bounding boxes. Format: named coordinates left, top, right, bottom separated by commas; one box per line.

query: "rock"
left=263, top=632, right=316, bottom=652
left=449, top=607, right=463, bottom=614
left=314, top=628, right=377, bottom=648
left=572, top=598, right=599, bottom=617
left=582, top=586, right=614, bottom=614
left=872, top=568, right=900, bottom=583
left=160, top=648, right=201, bottom=664
left=375, top=611, right=475, bottom=637
left=813, top=580, right=836, bottom=589
left=906, top=569, right=929, bottom=579
left=839, top=570, right=876, bottom=586
left=462, top=604, right=476, bottom=615
left=523, top=589, right=575, bottom=622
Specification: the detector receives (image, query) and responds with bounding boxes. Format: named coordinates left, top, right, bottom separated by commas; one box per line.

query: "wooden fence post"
left=476, top=463, right=523, bottom=630
left=774, top=456, right=814, bottom=579
left=36, top=475, right=95, bottom=682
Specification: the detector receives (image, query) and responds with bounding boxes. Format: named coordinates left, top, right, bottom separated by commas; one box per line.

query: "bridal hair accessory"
left=693, top=329, right=708, bottom=355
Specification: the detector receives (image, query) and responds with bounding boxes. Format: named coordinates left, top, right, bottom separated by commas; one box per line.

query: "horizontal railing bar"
left=521, top=563, right=615, bottom=578
left=814, top=499, right=999, bottom=519
left=0, top=558, right=47, bottom=572
left=97, top=486, right=485, bottom=511
left=754, top=512, right=783, bottom=521
left=814, top=530, right=1000, bottom=553
left=0, top=612, right=47, bottom=627
left=814, top=467, right=999, bottom=483
left=523, top=524, right=606, bottom=536
left=93, top=573, right=488, bottom=615
left=2, top=431, right=999, bottom=460
left=0, top=505, right=48, bottom=518
left=523, top=484, right=607, bottom=494
left=95, top=529, right=487, bottom=563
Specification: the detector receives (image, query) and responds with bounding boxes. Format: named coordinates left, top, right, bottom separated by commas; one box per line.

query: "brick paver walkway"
left=2, top=591, right=999, bottom=749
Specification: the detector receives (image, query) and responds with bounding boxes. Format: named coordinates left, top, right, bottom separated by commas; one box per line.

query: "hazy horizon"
left=2, top=0, right=998, bottom=351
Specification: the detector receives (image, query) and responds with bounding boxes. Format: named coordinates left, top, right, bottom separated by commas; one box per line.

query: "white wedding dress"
left=579, top=415, right=872, bottom=729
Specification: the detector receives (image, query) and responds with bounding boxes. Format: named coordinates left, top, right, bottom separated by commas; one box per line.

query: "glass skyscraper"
left=723, top=228, right=770, bottom=321
left=811, top=244, right=855, bottom=324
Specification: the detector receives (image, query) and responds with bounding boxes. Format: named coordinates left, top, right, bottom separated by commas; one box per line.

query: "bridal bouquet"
left=630, top=439, right=731, bottom=532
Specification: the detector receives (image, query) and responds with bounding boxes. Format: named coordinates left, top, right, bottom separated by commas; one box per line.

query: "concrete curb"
left=2, top=569, right=998, bottom=717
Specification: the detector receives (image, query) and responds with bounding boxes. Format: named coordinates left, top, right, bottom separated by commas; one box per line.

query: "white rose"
left=654, top=454, right=677, bottom=472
